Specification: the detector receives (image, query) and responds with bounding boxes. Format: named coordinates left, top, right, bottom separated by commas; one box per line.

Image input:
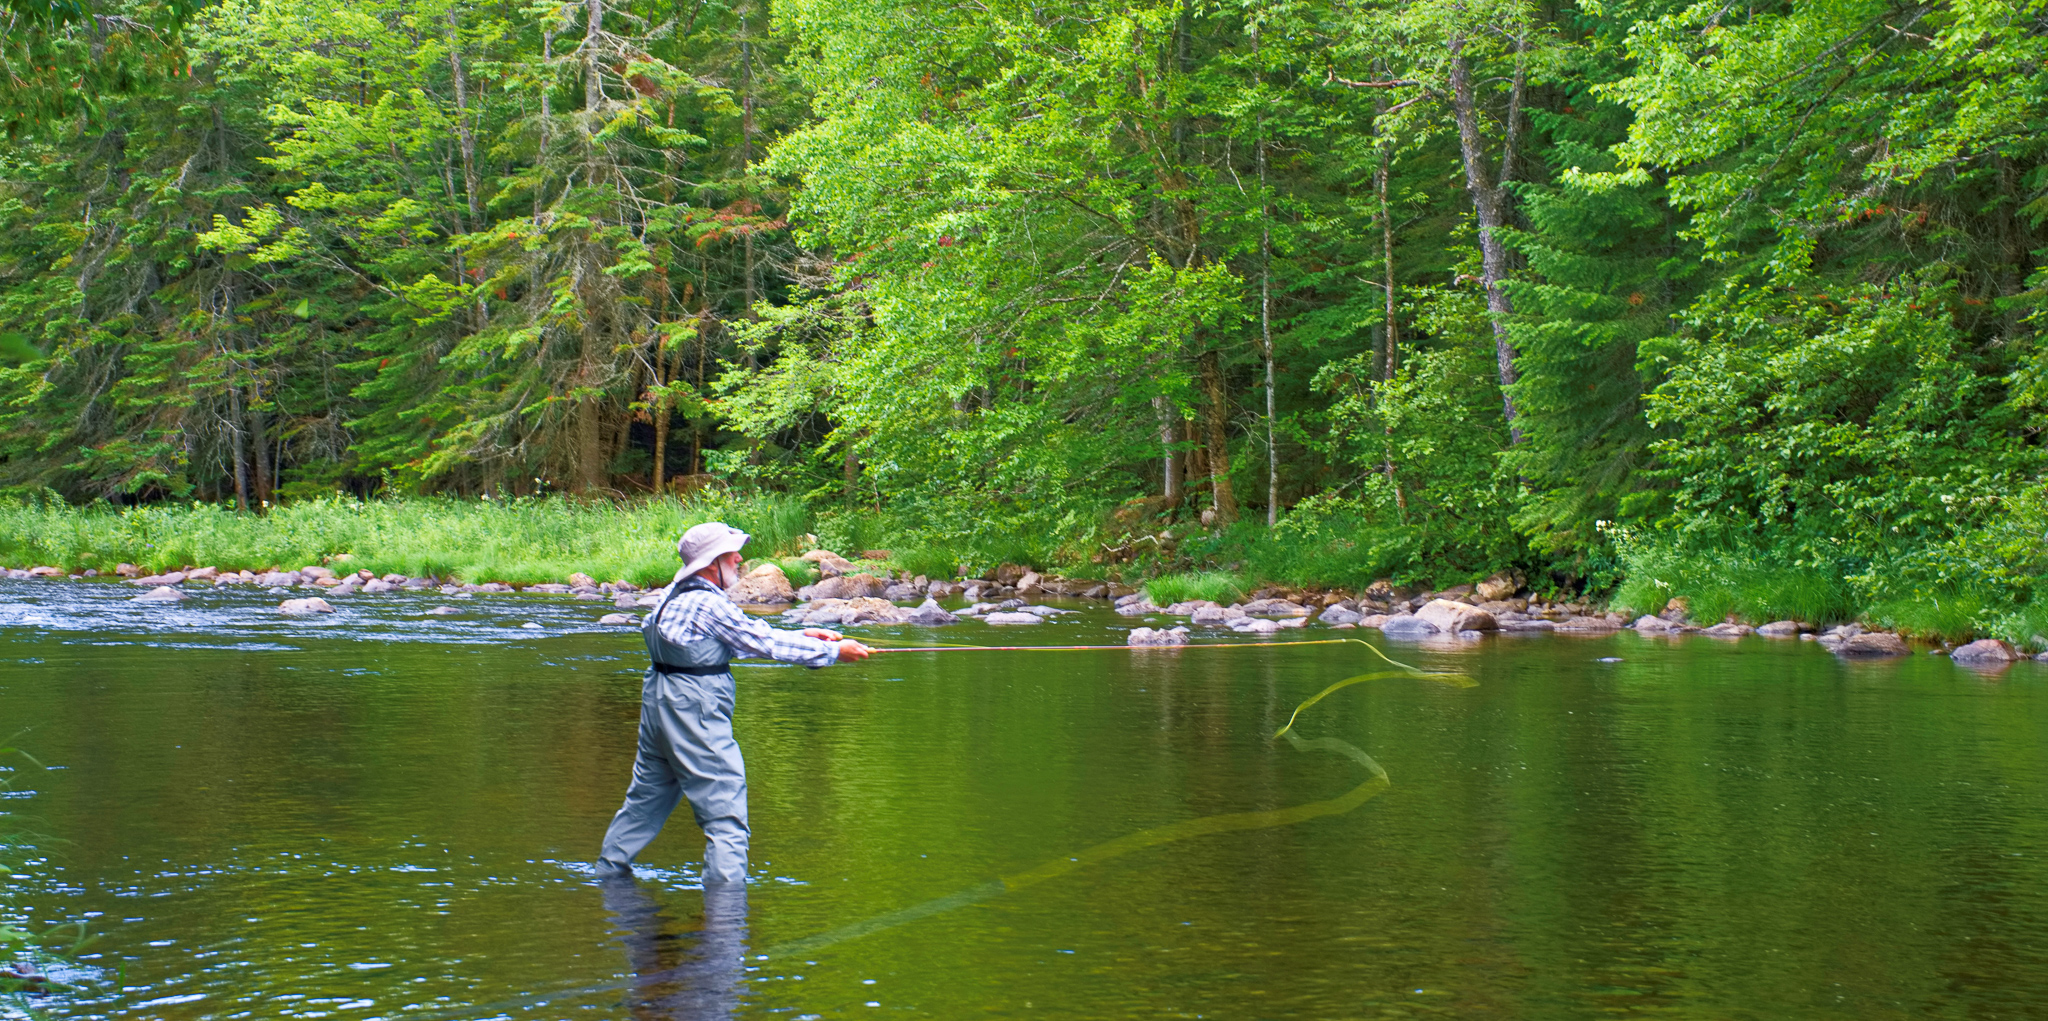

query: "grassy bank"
left=1607, top=533, right=2048, bottom=652
left=4, top=493, right=2041, bottom=649
left=0, top=495, right=814, bottom=588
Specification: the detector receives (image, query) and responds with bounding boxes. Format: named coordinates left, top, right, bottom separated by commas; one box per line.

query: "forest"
left=0, top=0, right=2044, bottom=639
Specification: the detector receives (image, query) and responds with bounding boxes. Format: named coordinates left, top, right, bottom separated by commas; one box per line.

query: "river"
left=3, top=579, right=2046, bottom=1019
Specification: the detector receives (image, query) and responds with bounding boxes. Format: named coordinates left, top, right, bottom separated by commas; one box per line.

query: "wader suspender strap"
left=648, top=582, right=731, bottom=677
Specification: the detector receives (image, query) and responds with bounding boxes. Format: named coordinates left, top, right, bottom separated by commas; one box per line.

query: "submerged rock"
left=425, top=605, right=462, bottom=615
left=598, top=613, right=638, bottom=626
left=279, top=597, right=335, bottom=614
left=984, top=611, right=1043, bottom=625
left=133, top=585, right=186, bottom=602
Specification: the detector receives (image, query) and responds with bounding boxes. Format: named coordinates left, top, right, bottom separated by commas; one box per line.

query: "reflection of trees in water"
left=601, top=880, right=748, bottom=1021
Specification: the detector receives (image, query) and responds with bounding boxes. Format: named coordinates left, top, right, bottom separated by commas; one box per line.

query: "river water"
left=3, top=579, right=2046, bottom=1019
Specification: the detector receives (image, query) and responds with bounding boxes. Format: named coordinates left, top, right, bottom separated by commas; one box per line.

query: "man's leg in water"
left=598, top=707, right=686, bottom=875
left=665, top=679, right=750, bottom=886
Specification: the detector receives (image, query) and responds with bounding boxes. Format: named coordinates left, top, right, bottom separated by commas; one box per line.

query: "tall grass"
left=1145, top=570, right=1248, bottom=606
left=1866, top=589, right=1995, bottom=645
left=1611, top=539, right=1860, bottom=625
left=0, top=493, right=814, bottom=588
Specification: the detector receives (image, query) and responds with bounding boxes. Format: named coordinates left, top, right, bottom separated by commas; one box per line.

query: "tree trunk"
left=1256, top=77, right=1277, bottom=527
left=652, top=349, right=670, bottom=496
left=250, top=405, right=270, bottom=507
left=1154, top=395, right=1180, bottom=506
left=1199, top=350, right=1237, bottom=525
left=583, top=0, right=603, bottom=114
left=1448, top=36, right=1522, bottom=440
left=228, top=386, right=250, bottom=512
left=1378, top=105, right=1397, bottom=383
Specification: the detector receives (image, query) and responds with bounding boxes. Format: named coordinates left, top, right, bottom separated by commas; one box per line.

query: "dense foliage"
left=1, top=0, right=2043, bottom=634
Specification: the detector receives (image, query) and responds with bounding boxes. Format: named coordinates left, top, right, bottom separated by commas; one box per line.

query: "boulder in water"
left=1835, top=632, right=1909, bottom=657
left=1319, top=605, right=1364, bottom=626
left=1951, top=638, right=2020, bottom=665
left=1416, top=598, right=1496, bottom=633
left=1381, top=614, right=1439, bottom=638
left=425, top=605, right=461, bottom=615
left=1127, top=626, right=1189, bottom=646
left=906, top=598, right=959, bottom=625
left=598, top=613, right=638, bottom=626
left=280, top=597, right=335, bottom=614
left=133, top=586, right=185, bottom=603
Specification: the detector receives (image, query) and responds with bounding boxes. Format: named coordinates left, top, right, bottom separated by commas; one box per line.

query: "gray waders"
left=598, top=585, right=750, bottom=885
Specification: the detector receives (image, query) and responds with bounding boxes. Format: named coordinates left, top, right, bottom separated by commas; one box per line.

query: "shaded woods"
left=1, top=0, right=2045, bottom=638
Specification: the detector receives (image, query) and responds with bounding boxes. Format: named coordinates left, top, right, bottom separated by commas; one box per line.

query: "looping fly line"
left=764, top=638, right=1472, bottom=958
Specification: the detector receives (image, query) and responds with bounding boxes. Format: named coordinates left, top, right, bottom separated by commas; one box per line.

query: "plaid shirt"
left=653, top=575, right=840, bottom=668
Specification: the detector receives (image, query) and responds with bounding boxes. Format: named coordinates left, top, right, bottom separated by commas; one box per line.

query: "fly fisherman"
left=596, top=522, right=872, bottom=884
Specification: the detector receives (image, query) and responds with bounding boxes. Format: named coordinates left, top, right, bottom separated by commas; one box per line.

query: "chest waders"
left=597, top=583, right=752, bottom=885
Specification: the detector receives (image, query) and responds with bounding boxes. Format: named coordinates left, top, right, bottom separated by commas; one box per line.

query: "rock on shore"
left=726, top=563, right=796, bottom=604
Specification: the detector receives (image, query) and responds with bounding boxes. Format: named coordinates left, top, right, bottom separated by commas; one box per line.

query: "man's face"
left=714, top=551, right=744, bottom=587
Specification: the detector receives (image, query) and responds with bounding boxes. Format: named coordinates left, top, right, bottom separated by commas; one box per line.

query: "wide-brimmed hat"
left=676, top=521, right=751, bottom=579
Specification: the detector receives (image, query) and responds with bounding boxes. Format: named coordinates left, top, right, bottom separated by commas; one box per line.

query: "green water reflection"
left=3, top=588, right=2047, bottom=1019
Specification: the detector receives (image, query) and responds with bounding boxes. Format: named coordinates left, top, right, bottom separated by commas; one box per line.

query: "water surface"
left=4, top=580, right=2046, bottom=1019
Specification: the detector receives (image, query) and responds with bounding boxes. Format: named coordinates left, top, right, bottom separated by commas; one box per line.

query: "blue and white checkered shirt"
left=653, top=575, right=840, bottom=668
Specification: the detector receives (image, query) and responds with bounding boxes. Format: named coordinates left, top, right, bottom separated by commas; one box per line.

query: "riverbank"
left=1, top=495, right=2039, bottom=656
